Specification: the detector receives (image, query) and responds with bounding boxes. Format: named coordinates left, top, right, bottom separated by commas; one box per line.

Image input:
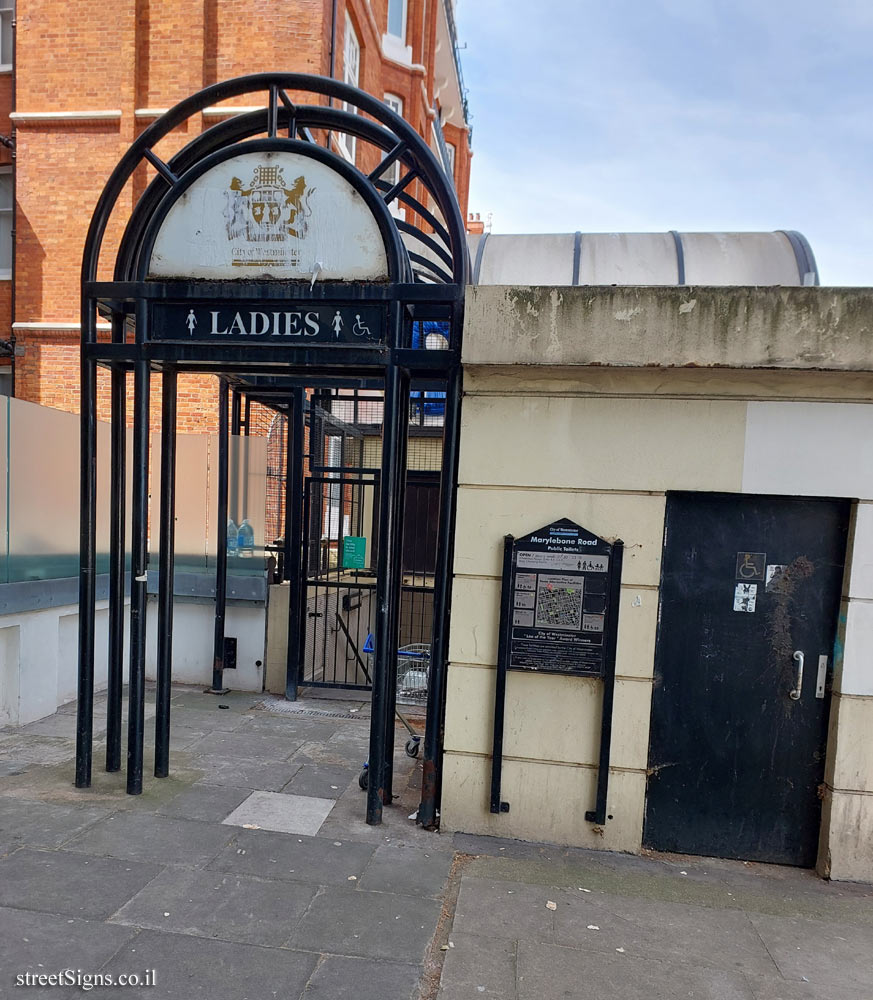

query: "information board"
left=503, top=519, right=618, bottom=678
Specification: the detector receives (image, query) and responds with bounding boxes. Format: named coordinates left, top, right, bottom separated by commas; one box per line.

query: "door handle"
left=790, top=650, right=804, bottom=700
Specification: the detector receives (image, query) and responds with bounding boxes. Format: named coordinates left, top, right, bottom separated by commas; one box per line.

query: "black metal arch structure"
left=76, top=73, right=468, bottom=828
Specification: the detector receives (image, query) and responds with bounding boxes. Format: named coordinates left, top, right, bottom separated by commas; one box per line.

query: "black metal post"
left=231, top=389, right=242, bottom=435
left=489, top=535, right=514, bottom=815
left=585, top=541, right=624, bottom=825
left=75, top=302, right=98, bottom=789
left=208, top=378, right=231, bottom=695
left=366, top=364, right=404, bottom=825
left=285, top=387, right=305, bottom=701
left=126, top=349, right=150, bottom=795
left=382, top=368, right=409, bottom=803
left=154, top=368, right=178, bottom=777
left=419, top=365, right=463, bottom=826
left=105, top=355, right=126, bottom=773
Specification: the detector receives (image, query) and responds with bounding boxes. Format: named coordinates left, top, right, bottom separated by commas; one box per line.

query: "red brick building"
left=0, top=0, right=472, bottom=428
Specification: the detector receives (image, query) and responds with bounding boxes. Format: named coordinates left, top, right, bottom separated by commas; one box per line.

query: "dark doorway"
left=644, top=492, right=850, bottom=866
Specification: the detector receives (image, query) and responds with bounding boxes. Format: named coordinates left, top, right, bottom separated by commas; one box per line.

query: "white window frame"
left=0, top=166, right=12, bottom=279
left=382, top=95, right=407, bottom=220
left=445, top=141, right=456, bottom=181
left=0, top=1, right=12, bottom=73
left=338, top=13, right=360, bottom=163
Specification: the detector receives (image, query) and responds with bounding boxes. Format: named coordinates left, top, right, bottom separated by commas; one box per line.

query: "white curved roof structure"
left=464, top=231, right=818, bottom=286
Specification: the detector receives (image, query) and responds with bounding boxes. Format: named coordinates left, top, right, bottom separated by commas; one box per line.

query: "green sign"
left=342, top=535, right=367, bottom=570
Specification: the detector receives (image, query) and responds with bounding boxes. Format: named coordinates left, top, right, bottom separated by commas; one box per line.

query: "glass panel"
left=4, top=398, right=126, bottom=582
left=0, top=396, right=8, bottom=583
left=0, top=173, right=12, bottom=211
left=387, top=0, right=405, bottom=37
left=8, top=399, right=79, bottom=580
left=206, top=433, right=267, bottom=577
left=0, top=11, right=11, bottom=67
left=0, top=210, right=11, bottom=272
left=151, top=431, right=210, bottom=574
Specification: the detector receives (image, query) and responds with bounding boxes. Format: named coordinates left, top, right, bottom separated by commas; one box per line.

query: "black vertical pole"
left=75, top=300, right=99, bottom=789
left=126, top=333, right=150, bottom=795
left=490, top=535, right=514, bottom=814
left=285, top=387, right=305, bottom=701
left=208, top=378, right=230, bottom=695
left=367, top=362, right=404, bottom=825
left=585, top=541, right=624, bottom=825
left=105, top=352, right=126, bottom=773
left=382, top=368, right=409, bottom=803
left=231, top=389, right=242, bottom=435
left=154, top=368, right=177, bottom=777
left=419, top=365, right=463, bottom=827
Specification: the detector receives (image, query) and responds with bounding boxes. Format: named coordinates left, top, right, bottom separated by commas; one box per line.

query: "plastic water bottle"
left=226, top=518, right=238, bottom=557
left=237, top=518, right=255, bottom=558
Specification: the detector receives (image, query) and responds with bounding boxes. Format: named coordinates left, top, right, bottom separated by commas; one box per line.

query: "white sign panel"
left=148, top=150, right=390, bottom=281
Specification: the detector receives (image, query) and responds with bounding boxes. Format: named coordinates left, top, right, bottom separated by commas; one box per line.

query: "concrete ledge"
left=463, top=286, right=873, bottom=371
left=0, top=571, right=265, bottom=616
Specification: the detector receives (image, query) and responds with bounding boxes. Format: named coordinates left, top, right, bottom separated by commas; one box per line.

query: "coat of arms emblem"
left=224, top=164, right=314, bottom=268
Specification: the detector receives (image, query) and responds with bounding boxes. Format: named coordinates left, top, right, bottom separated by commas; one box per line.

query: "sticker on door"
left=733, top=582, right=757, bottom=612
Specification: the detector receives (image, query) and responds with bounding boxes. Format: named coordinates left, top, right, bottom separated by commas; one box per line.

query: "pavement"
left=1, top=684, right=871, bottom=1000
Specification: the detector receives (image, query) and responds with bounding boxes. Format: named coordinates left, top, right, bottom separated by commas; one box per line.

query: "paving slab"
left=100, top=929, right=317, bottom=999
left=303, top=955, right=421, bottom=999
left=164, top=707, right=250, bottom=732
left=64, top=812, right=234, bottom=867
left=16, top=714, right=105, bottom=740
left=282, top=762, right=359, bottom=798
left=184, top=731, right=302, bottom=761
left=208, top=827, right=375, bottom=885
left=112, top=868, right=316, bottom=947
left=358, top=843, right=453, bottom=898
left=0, top=797, right=110, bottom=854
left=516, top=939, right=755, bottom=1000
left=0, top=734, right=76, bottom=764
left=157, top=782, right=252, bottom=822
left=451, top=877, right=557, bottom=944
left=0, top=849, right=163, bottom=920
left=745, top=974, right=873, bottom=1000
left=243, top=715, right=342, bottom=742
left=552, top=889, right=779, bottom=976
left=748, top=912, right=873, bottom=993
left=191, top=755, right=302, bottom=791
left=437, top=932, right=518, bottom=998
left=0, top=905, right=137, bottom=989
left=222, top=790, right=335, bottom=836
left=171, top=691, right=262, bottom=714
left=288, top=886, right=442, bottom=963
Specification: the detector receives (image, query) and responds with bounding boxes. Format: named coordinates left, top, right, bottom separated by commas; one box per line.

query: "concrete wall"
left=443, top=286, right=873, bottom=881
left=0, top=596, right=265, bottom=727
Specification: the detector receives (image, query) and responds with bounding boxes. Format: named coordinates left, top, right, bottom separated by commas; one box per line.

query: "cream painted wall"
left=444, top=366, right=873, bottom=880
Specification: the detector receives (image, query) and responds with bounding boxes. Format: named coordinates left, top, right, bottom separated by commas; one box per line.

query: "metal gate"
left=301, top=473, right=439, bottom=690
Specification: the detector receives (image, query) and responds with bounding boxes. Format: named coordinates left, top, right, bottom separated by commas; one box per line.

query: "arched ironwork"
left=76, top=75, right=467, bottom=832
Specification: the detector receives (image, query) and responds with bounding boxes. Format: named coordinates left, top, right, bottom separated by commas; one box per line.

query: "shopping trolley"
left=355, top=633, right=430, bottom=791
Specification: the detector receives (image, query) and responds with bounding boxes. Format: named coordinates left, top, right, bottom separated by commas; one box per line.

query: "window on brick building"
left=445, top=141, right=456, bottom=181
left=0, top=1, right=12, bottom=71
left=338, top=13, right=360, bottom=163
left=0, top=168, right=11, bottom=278
left=387, top=0, right=407, bottom=39
left=382, top=94, right=406, bottom=220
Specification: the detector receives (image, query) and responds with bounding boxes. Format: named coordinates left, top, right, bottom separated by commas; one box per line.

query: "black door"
left=644, top=492, right=850, bottom=866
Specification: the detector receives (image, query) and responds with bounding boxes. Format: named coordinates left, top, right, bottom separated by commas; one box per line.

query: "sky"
left=454, top=0, right=873, bottom=286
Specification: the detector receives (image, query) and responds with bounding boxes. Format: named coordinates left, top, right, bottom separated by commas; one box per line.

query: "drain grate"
left=252, top=700, right=367, bottom=721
